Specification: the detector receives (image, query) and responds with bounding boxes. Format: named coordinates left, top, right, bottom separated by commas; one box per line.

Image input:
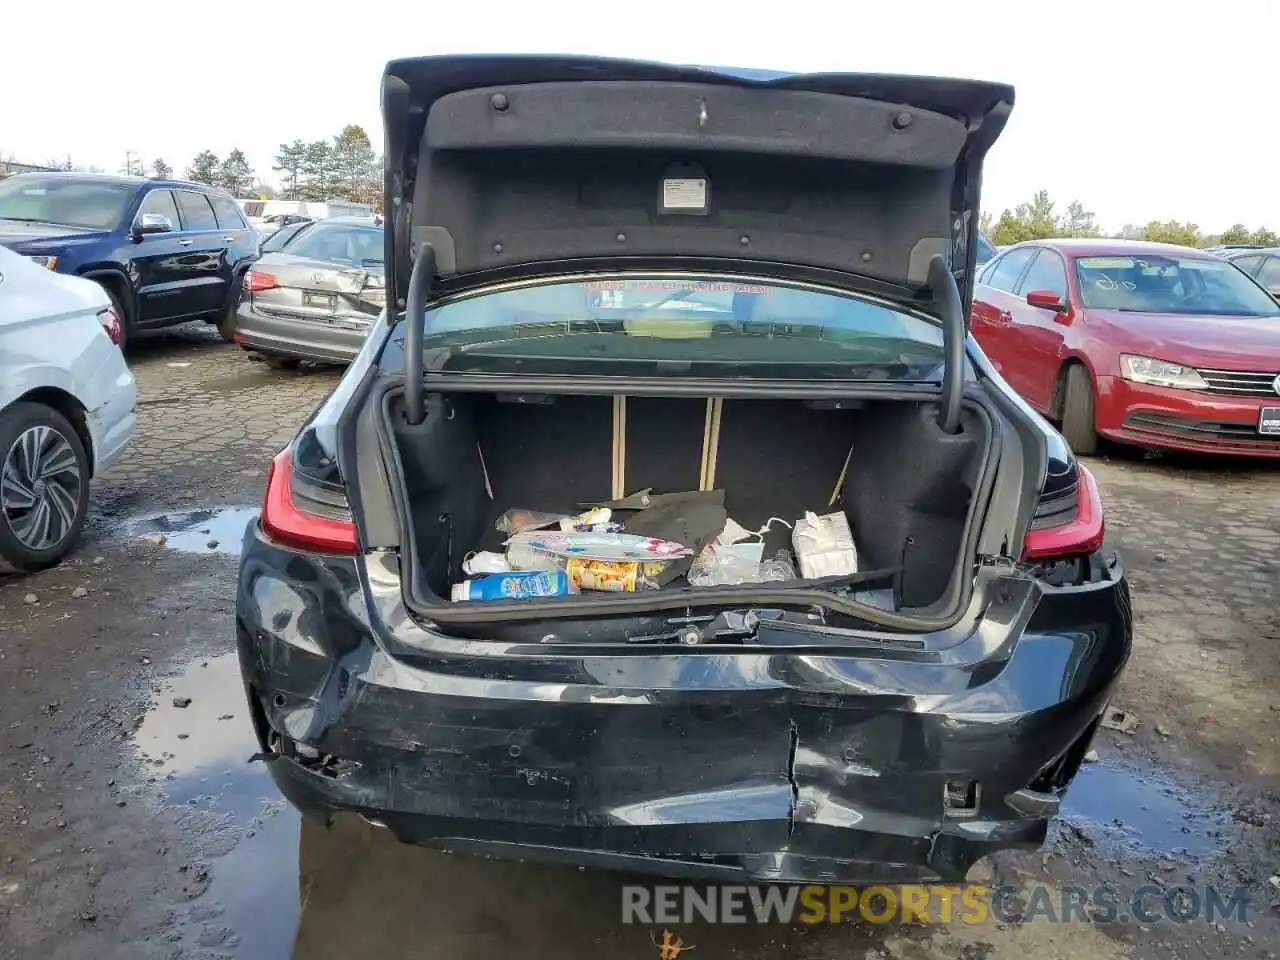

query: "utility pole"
left=121, top=150, right=140, bottom=177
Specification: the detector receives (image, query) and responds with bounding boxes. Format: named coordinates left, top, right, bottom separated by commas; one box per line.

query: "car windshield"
left=417, top=275, right=945, bottom=381
left=0, top=177, right=133, bottom=230
left=1075, top=255, right=1280, bottom=317
left=283, top=223, right=383, bottom=265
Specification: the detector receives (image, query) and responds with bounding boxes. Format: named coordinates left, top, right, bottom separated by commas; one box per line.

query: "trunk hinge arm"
left=403, top=242, right=438, bottom=426
left=926, top=255, right=965, bottom=435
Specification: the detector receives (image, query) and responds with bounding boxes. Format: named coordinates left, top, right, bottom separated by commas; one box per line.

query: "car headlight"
left=26, top=255, right=58, bottom=270
left=1119, top=354, right=1207, bottom=390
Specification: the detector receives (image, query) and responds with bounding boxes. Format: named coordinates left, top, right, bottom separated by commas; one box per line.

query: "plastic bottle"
left=760, top=550, right=797, bottom=582
left=450, top=570, right=576, bottom=602
left=506, top=542, right=566, bottom=572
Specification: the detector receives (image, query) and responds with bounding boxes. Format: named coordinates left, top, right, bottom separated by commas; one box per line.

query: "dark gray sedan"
left=230, top=217, right=385, bottom=367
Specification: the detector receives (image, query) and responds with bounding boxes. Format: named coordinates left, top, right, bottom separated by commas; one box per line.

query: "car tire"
left=0, top=402, right=92, bottom=574
left=1060, top=364, right=1099, bottom=456
left=216, top=281, right=243, bottom=343
left=216, top=308, right=238, bottom=343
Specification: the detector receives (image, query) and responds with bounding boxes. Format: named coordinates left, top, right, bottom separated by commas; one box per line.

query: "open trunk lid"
left=380, top=55, right=1014, bottom=311
left=344, top=56, right=1030, bottom=638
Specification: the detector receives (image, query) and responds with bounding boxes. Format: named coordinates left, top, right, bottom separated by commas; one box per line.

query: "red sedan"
left=971, top=239, right=1280, bottom=457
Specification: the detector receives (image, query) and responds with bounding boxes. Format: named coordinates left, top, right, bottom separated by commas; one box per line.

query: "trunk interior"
left=387, top=392, right=990, bottom=613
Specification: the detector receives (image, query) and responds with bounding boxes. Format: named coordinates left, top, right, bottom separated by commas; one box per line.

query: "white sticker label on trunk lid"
left=661, top=177, right=708, bottom=214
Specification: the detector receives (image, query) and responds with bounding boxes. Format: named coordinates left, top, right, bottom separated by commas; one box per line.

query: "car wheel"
left=216, top=282, right=242, bottom=343
left=1060, top=364, right=1099, bottom=456
left=0, top=403, right=92, bottom=573
left=216, top=309, right=238, bottom=343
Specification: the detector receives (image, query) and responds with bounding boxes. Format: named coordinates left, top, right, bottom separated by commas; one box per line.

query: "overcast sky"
left=4, top=0, right=1276, bottom=233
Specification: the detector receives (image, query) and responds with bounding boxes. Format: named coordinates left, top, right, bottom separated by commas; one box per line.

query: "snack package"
left=565, top=557, right=664, bottom=592
left=558, top=507, right=622, bottom=533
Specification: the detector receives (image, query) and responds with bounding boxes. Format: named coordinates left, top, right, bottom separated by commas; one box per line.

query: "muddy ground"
left=0, top=325, right=1277, bottom=959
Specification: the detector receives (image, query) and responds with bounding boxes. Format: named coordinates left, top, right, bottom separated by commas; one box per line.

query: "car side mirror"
left=1026, top=289, right=1068, bottom=312
left=132, top=213, right=173, bottom=239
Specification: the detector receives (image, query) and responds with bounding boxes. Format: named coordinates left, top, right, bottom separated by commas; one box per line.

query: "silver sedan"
left=229, top=217, right=385, bottom=367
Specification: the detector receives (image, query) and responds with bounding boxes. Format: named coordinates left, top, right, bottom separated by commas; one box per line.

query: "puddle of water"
left=135, top=652, right=302, bottom=954
left=134, top=652, right=276, bottom=819
left=200, top=805, right=301, bottom=958
left=121, top=507, right=258, bottom=556
left=1059, top=759, right=1225, bottom=859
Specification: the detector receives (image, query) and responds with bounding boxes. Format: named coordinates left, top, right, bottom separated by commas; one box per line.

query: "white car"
left=0, top=247, right=136, bottom=572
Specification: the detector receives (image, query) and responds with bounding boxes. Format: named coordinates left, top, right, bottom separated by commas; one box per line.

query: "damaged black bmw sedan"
left=235, top=55, right=1132, bottom=884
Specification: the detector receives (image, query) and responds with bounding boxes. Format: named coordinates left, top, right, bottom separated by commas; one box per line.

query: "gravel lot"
left=0, top=325, right=1277, bottom=959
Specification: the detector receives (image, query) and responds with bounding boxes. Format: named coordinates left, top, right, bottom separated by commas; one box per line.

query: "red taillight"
left=96, top=307, right=123, bottom=346
left=261, top=449, right=359, bottom=555
left=245, top=270, right=279, bottom=293
left=1022, top=465, right=1105, bottom=560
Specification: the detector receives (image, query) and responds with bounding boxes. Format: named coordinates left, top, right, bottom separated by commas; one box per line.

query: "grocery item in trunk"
left=688, top=539, right=766, bottom=586
left=505, top=530, right=693, bottom=562
left=495, top=508, right=573, bottom=535
left=462, top=551, right=512, bottom=575
left=450, top=570, right=577, bottom=602
left=565, top=557, right=664, bottom=592
left=792, top=511, right=858, bottom=579
left=760, top=550, right=797, bottom=581
left=558, top=507, right=622, bottom=533
left=506, top=541, right=565, bottom=572
left=616, top=490, right=728, bottom=586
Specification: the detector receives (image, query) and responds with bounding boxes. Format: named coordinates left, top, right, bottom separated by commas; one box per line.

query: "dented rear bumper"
left=235, top=529, right=1131, bottom=884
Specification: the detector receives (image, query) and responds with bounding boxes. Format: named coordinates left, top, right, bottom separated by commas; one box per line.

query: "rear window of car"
left=261, top=220, right=314, bottom=251
left=175, top=191, right=218, bottom=231
left=1074, top=255, right=1280, bottom=316
left=285, top=223, right=383, bottom=265
left=416, top=274, right=946, bottom=381
left=210, top=195, right=247, bottom=230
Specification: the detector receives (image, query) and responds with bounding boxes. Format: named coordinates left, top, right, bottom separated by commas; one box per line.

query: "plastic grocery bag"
left=688, top=540, right=766, bottom=586
left=462, top=551, right=511, bottom=575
